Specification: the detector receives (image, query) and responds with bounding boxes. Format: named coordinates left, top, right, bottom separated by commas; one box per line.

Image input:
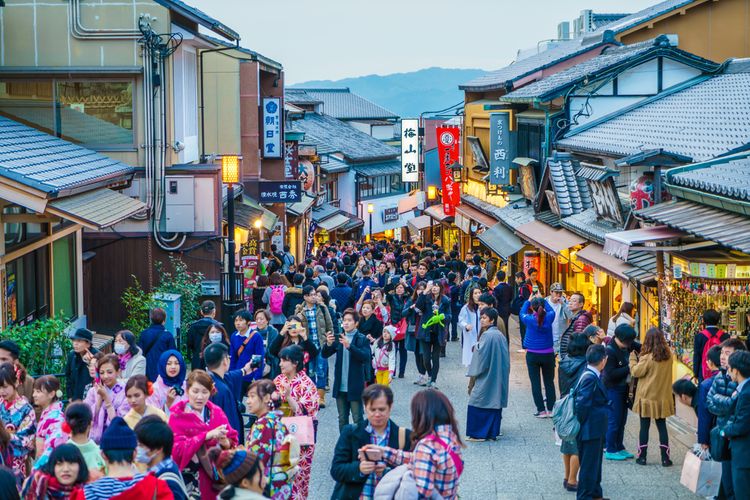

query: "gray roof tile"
left=560, top=207, right=624, bottom=245
left=291, top=88, right=398, bottom=120
left=585, top=0, right=697, bottom=41
left=543, top=155, right=592, bottom=217
left=289, top=113, right=397, bottom=162
left=0, top=116, right=134, bottom=195
left=557, top=71, right=750, bottom=161
left=670, top=156, right=750, bottom=202
left=463, top=194, right=536, bottom=230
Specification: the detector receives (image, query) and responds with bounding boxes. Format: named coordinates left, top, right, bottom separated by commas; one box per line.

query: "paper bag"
left=282, top=416, right=315, bottom=446
left=680, top=452, right=722, bottom=497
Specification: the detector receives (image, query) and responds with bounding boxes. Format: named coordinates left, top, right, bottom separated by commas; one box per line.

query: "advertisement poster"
left=436, top=126, right=461, bottom=217
left=305, top=220, right=318, bottom=258
left=284, top=141, right=299, bottom=179
left=241, top=256, right=259, bottom=301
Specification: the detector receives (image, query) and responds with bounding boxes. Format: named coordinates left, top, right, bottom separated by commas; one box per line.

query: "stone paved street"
left=310, top=318, right=702, bottom=499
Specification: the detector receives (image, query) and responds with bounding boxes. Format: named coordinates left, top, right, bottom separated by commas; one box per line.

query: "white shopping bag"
left=680, top=452, right=722, bottom=497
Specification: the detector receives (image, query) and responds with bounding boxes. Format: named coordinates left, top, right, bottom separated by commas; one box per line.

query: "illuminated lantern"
left=593, top=269, right=608, bottom=287
left=629, top=173, right=670, bottom=211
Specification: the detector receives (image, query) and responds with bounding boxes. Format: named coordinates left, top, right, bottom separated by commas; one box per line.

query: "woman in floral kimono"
left=83, top=354, right=129, bottom=443
left=246, top=379, right=298, bottom=499
left=0, top=362, right=36, bottom=484
left=274, top=345, right=318, bottom=500
left=32, top=375, right=67, bottom=469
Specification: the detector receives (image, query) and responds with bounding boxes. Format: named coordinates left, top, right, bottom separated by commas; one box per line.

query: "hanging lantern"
left=593, top=269, right=608, bottom=288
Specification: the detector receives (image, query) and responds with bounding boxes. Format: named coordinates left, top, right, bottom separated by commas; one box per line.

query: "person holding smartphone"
left=269, top=317, right=319, bottom=375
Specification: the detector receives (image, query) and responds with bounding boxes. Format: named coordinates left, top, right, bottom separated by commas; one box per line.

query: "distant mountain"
left=290, top=67, right=489, bottom=119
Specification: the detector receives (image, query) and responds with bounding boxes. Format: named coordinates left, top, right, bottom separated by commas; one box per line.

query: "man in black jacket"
left=722, top=350, right=750, bottom=497
left=282, top=274, right=305, bottom=319
left=186, top=300, right=216, bottom=370
left=322, top=308, right=371, bottom=431
left=65, top=328, right=99, bottom=401
left=492, top=270, right=513, bottom=334
left=330, top=384, right=411, bottom=500
left=575, top=344, right=610, bottom=500
left=603, top=324, right=638, bottom=461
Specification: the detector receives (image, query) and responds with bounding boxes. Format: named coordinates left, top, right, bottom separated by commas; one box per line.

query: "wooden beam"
left=0, top=224, right=80, bottom=265
left=2, top=214, right=61, bottom=224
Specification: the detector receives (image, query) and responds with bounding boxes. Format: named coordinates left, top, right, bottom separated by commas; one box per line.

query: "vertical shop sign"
left=436, top=126, right=461, bottom=217
left=401, top=119, right=419, bottom=182
left=305, top=220, right=318, bottom=258
left=284, top=141, right=299, bottom=179
left=489, top=112, right=514, bottom=185
left=262, top=97, right=281, bottom=158
left=241, top=256, right=259, bottom=303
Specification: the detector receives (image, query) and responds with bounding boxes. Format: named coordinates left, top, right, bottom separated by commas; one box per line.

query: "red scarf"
left=24, top=470, right=81, bottom=499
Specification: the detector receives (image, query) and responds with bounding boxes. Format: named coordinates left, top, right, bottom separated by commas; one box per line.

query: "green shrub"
left=4, top=316, right=70, bottom=377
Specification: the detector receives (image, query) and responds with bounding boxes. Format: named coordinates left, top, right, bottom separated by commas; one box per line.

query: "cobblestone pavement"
left=310, top=318, right=701, bottom=499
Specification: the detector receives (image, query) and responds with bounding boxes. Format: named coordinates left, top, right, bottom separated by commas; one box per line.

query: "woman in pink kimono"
left=148, top=349, right=187, bottom=414
left=0, top=362, right=35, bottom=486
left=170, top=369, right=238, bottom=499
left=274, top=345, right=319, bottom=500
left=83, top=354, right=129, bottom=443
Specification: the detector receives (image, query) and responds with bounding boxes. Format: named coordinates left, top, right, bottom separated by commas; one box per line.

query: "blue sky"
left=190, top=0, right=659, bottom=83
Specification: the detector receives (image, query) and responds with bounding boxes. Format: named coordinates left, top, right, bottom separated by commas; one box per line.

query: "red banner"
left=436, top=126, right=461, bottom=216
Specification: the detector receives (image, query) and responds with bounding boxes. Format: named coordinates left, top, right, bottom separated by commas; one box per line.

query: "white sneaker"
left=516, top=348, right=527, bottom=353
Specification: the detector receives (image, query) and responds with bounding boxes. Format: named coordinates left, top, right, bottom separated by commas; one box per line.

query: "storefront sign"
left=489, top=112, right=514, bottom=185
left=305, top=220, right=318, bottom=258
left=240, top=235, right=259, bottom=257
left=262, top=97, right=281, bottom=158
left=436, top=126, right=461, bottom=217
left=271, top=221, right=284, bottom=249
left=382, top=207, right=399, bottom=223
left=401, top=119, right=419, bottom=182
left=284, top=141, right=299, bottom=179
left=545, top=190, right=560, bottom=216
left=258, top=181, right=302, bottom=203
left=241, top=256, right=259, bottom=301
left=587, top=177, right=625, bottom=226
left=467, top=136, right=488, bottom=171
left=518, top=164, right=537, bottom=201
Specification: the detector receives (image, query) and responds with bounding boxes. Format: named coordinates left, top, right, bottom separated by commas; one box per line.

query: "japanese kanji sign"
left=401, top=118, right=419, bottom=183
left=284, top=141, right=299, bottom=179
left=436, top=126, right=461, bottom=217
left=262, top=97, right=281, bottom=158
left=305, top=220, right=318, bottom=258
left=258, top=181, right=302, bottom=204
left=489, top=112, right=515, bottom=185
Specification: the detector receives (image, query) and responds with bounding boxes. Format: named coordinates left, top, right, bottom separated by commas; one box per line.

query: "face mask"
left=209, top=333, right=223, bottom=343
left=135, top=445, right=152, bottom=464
left=114, top=344, right=128, bottom=355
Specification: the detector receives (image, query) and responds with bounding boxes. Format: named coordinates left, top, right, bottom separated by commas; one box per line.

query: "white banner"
left=401, top=118, right=419, bottom=182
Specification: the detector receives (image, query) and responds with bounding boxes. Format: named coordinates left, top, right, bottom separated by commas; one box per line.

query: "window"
left=173, top=47, right=199, bottom=162
left=358, top=174, right=407, bottom=200
left=6, top=246, right=50, bottom=327
left=52, top=234, right=77, bottom=320
left=3, top=207, right=48, bottom=252
left=0, top=79, right=134, bottom=148
left=322, top=180, right=337, bottom=204
left=517, top=122, right=544, bottom=162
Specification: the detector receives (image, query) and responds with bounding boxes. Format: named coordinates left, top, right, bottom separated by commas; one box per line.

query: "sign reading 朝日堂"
left=401, top=119, right=419, bottom=182
left=263, top=97, right=282, bottom=158
left=258, top=181, right=302, bottom=204
left=436, top=126, right=461, bottom=217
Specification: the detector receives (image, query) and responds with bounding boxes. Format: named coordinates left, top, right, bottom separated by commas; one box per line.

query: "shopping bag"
left=281, top=416, right=315, bottom=446
left=680, top=452, right=722, bottom=497
left=393, top=318, right=407, bottom=342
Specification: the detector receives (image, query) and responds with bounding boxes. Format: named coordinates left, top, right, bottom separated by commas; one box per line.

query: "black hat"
left=100, top=417, right=137, bottom=451
left=0, top=340, right=20, bottom=359
left=71, top=328, right=94, bottom=343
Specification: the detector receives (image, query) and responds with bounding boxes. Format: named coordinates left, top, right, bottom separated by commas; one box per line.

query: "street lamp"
left=222, top=155, right=242, bottom=325
left=367, top=203, right=374, bottom=242
left=450, top=162, right=463, bottom=183
left=427, top=185, right=437, bottom=201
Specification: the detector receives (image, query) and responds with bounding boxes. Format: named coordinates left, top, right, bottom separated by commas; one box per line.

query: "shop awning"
left=287, top=194, right=316, bottom=217
left=455, top=204, right=497, bottom=229
left=603, top=225, right=688, bottom=261
left=340, top=217, right=364, bottom=232
left=576, top=244, right=635, bottom=281
left=224, top=196, right=278, bottom=231
left=424, top=204, right=451, bottom=223
left=408, top=215, right=432, bottom=232
left=398, top=191, right=426, bottom=214
left=478, top=222, right=524, bottom=260
left=46, top=188, right=147, bottom=230
left=318, top=213, right=351, bottom=232
left=515, top=220, right=587, bottom=255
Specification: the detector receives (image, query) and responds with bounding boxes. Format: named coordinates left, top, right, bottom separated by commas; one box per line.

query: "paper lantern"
left=593, top=269, right=608, bottom=288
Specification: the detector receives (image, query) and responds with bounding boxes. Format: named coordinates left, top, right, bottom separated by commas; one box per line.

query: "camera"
left=250, top=354, right=263, bottom=369
left=173, top=384, right=184, bottom=397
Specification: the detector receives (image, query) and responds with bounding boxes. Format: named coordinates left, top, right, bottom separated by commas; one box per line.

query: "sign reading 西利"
left=401, top=119, right=419, bottom=182
left=489, top=112, right=515, bottom=185
left=284, top=141, right=299, bottom=179
left=262, top=98, right=281, bottom=158
left=258, top=181, right=301, bottom=204
left=436, top=126, right=461, bottom=217
left=382, top=207, right=399, bottom=223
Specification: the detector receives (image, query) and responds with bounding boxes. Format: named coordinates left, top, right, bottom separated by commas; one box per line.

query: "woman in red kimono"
left=273, top=345, right=319, bottom=500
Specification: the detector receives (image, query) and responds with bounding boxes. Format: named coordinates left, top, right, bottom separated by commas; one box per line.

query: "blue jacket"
left=722, top=380, right=750, bottom=465
left=520, top=301, right=555, bottom=351
left=210, top=369, right=245, bottom=444
left=229, top=331, right=265, bottom=383
left=330, top=284, right=354, bottom=312
left=697, top=374, right=716, bottom=445
left=138, top=324, right=177, bottom=382
left=575, top=368, right=610, bottom=441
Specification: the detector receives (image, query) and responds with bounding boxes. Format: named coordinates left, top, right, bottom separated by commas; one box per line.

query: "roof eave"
left=154, top=0, right=240, bottom=41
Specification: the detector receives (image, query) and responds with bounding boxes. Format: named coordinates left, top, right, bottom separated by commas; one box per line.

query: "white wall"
left=348, top=121, right=371, bottom=135
left=617, top=58, right=659, bottom=95
left=371, top=124, right=395, bottom=140
left=359, top=193, right=416, bottom=236
left=662, top=58, right=702, bottom=89
left=568, top=96, right=643, bottom=129
left=338, top=170, right=357, bottom=215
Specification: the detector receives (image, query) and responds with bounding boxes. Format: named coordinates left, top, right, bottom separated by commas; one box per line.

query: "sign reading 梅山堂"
left=489, top=112, right=514, bottom=185
left=258, top=181, right=302, bottom=204
left=382, top=207, right=399, bottom=223
left=263, top=97, right=282, bottom=158
left=401, top=119, right=419, bottom=182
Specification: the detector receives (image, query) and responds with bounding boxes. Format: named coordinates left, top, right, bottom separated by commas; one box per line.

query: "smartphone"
left=532, top=285, right=539, bottom=293
left=363, top=447, right=383, bottom=462
left=288, top=323, right=297, bottom=331
left=250, top=354, right=263, bottom=368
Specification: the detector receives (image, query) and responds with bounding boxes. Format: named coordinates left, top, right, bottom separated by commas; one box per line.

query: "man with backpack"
left=282, top=273, right=306, bottom=319
left=694, top=309, right=729, bottom=382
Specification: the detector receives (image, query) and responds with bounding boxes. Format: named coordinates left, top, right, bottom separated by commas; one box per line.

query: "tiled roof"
left=585, top=0, right=698, bottom=41
left=285, top=89, right=322, bottom=105
left=460, top=36, right=613, bottom=92
left=0, top=116, right=134, bottom=195
left=289, top=113, right=398, bottom=162
left=502, top=37, right=717, bottom=102
left=292, top=88, right=398, bottom=120
left=463, top=195, right=536, bottom=230
left=669, top=156, right=750, bottom=202
left=557, top=69, right=750, bottom=162
left=320, top=155, right=350, bottom=174
left=153, top=0, right=240, bottom=41
left=544, top=154, right=592, bottom=217
left=311, top=202, right=340, bottom=223
left=560, top=208, right=624, bottom=245
left=353, top=160, right=401, bottom=177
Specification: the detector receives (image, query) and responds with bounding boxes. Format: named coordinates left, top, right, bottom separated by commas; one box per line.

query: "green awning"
left=477, top=222, right=524, bottom=259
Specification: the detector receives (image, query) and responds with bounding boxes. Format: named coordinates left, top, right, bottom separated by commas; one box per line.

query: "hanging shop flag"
left=284, top=141, right=299, bottom=179
left=401, top=119, right=419, bottom=182
left=305, top=220, right=318, bottom=258
left=489, top=112, right=515, bottom=185
left=262, top=97, right=282, bottom=158
left=436, top=126, right=461, bottom=216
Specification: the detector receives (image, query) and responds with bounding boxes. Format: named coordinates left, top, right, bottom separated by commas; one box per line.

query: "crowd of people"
left=1, top=238, right=748, bottom=499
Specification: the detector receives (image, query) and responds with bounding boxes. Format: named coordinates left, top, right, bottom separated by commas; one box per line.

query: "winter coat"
left=262, top=285, right=288, bottom=326
left=186, top=317, right=214, bottom=369
left=120, top=347, right=147, bottom=380
left=558, top=355, right=587, bottom=396
left=707, top=368, right=738, bottom=427
left=402, top=299, right=421, bottom=352
left=387, top=293, right=408, bottom=326
left=607, top=312, right=635, bottom=338
left=138, top=324, right=177, bottom=382
left=65, top=347, right=99, bottom=401
left=281, top=287, right=304, bottom=319
left=294, top=303, right=334, bottom=347
left=519, top=300, right=555, bottom=351
left=414, top=294, right=451, bottom=344
left=630, top=352, right=675, bottom=419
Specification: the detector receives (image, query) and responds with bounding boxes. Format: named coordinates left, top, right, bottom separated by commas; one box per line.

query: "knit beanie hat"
left=100, top=416, right=137, bottom=451
left=214, top=448, right=260, bottom=485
